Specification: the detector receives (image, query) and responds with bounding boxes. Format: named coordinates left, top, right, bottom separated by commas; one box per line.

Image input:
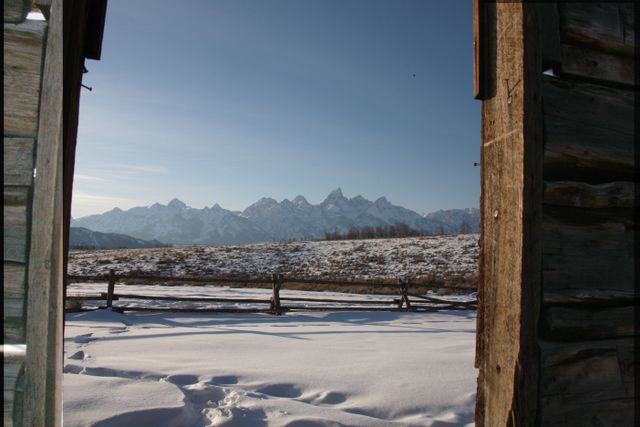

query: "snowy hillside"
left=70, top=227, right=167, bottom=249
left=68, top=234, right=479, bottom=286
left=424, top=208, right=480, bottom=233
left=72, top=189, right=477, bottom=245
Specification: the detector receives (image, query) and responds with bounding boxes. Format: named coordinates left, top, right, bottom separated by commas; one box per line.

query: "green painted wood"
left=3, top=0, right=29, bottom=23
left=4, top=138, right=34, bottom=186
left=3, top=20, right=46, bottom=137
left=4, top=264, right=26, bottom=343
left=3, top=205, right=28, bottom=263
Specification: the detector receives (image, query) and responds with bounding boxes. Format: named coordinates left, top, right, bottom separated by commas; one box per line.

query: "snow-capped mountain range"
left=71, top=188, right=479, bottom=245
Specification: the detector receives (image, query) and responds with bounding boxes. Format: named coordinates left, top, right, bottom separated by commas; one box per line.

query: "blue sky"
left=73, top=0, right=480, bottom=218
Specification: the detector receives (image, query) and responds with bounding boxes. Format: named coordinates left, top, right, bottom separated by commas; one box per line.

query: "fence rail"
left=66, top=270, right=477, bottom=314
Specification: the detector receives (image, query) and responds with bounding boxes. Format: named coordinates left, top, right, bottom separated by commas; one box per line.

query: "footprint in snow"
left=74, top=333, right=95, bottom=344
left=165, top=374, right=199, bottom=386
left=68, top=350, right=87, bottom=361
left=208, top=375, right=239, bottom=385
left=63, top=364, right=83, bottom=374
left=255, top=383, right=303, bottom=398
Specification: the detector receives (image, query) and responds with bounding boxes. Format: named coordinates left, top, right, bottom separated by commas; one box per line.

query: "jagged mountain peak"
left=324, top=187, right=345, bottom=200
left=168, top=198, right=187, bottom=209
left=293, top=195, right=310, bottom=206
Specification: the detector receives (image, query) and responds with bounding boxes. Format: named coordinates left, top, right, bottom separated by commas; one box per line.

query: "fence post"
left=271, top=272, right=282, bottom=314
left=106, top=269, right=116, bottom=309
left=403, top=277, right=411, bottom=310
left=398, top=277, right=411, bottom=310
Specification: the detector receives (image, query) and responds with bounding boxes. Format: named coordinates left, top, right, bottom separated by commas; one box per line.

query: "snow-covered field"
left=64, top=235, right=479, bottom=426
left=68, top=235, right=479, bottom=285
left=64, top=309, right=477, bottom=427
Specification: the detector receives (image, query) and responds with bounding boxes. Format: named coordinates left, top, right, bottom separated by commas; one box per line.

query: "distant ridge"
left=70, top=227, right=167, bottom=249
left=72, top=189, right=479, bottom=245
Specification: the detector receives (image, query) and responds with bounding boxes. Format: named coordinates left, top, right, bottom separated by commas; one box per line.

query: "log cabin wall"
left=537, top=2, right=636, bottom=425
left=475, top=1, right=636, bottom=426
left=4, top=0, right=64, bottom=425
left=4, top=0, right=105, bottom=424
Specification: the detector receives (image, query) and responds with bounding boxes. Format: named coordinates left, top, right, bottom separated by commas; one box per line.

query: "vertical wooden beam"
left=62, top=0, right=89, bottom=314
left=473, top=0, right=485, bottom=99
left=476, top=2, right=542, bottom=426
left=22, top=0, right=63, bottom=424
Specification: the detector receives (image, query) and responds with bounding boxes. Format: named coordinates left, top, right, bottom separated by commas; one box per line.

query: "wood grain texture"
left=3, top=204, right=28, bottom=263
left=476, top=3, right=542, bottom=426
left=542, top=206, right=634, bottom=293
left=23, top=0, right=63, bottom=423
left=3, top=137, right=34, bottom=186
left=541, top=305, right=635, bottom=341
left=3, top=0, right=29, bottom=23
left=542, top=76, right=633, bottom=182
left=559, top=42, right=634, bottom=87
left=3, top=352, right=25, bottom=427
left=4, top=187, right=30, bottom=206
left=538, top=338, right=636, bottom=426
left=542, top=75, right=633, bottom=134
left=559, top=2, right=634, bottom=57
left=543, top=289, right=637, bottom=306
left=4, top=264, right=26, bottom=343
left=544, top=181, right=633, bottom=209
left=3, top=20, right=46, bottom=137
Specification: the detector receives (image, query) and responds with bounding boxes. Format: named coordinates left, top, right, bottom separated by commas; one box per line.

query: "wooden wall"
left=3, top=0, right=63, bottom=425
left=537, top=2, right=636, bottom=425
left=476, top=2, right=636, bottom=426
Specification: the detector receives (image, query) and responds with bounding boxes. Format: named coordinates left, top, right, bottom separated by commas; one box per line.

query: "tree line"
left=323, top=221, right=474, bottom=241
left=324, top=223, right=426, bottom=241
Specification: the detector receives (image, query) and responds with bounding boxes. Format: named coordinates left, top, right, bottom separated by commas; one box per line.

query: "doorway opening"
left=63, top=1, right=481, bottom=425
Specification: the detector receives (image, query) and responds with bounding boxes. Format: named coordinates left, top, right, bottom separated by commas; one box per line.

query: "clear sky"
left=73, top=0, right=480, bottom=218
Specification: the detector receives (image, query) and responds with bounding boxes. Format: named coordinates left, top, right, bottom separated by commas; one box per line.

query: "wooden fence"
left=66, top=270, right=477, bottom=314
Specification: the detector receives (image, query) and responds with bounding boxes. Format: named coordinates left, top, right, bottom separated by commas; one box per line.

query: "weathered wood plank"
left=559, top=2, right=634, bottom=57
left=543, top=76, right=633, bottom=135
left=3, top=137, right=34, bottom=186
left=544, top=115, right=633, bottom=182
left=543, top=289, right=637, bottom=306
left=4, top=264, right=26, bottom=343
left=473, top=0, right=486, bottom=99
left=538, top=338, right=636, bottom=426
left=3, top=351, right=25, bottom=427
left=541, top=305, right=635, bottom=341
left=3, top=204, right=28, bottom=263
left=542, top=76, right=634, bottom=182
left=4, top=187, right=30, bottom=206
left=542, top=206, right=634, bottom=293
left=477, top=5, right=543, bottom=426
left=3, top=0, right=29, bottom=23
left=543, top=181, right=633, bottom=209
left=558, top=42, right=634, bottom=88
left=23, top=0, right=63, bottom=423
left=3, top=20, right=46, bottom=137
